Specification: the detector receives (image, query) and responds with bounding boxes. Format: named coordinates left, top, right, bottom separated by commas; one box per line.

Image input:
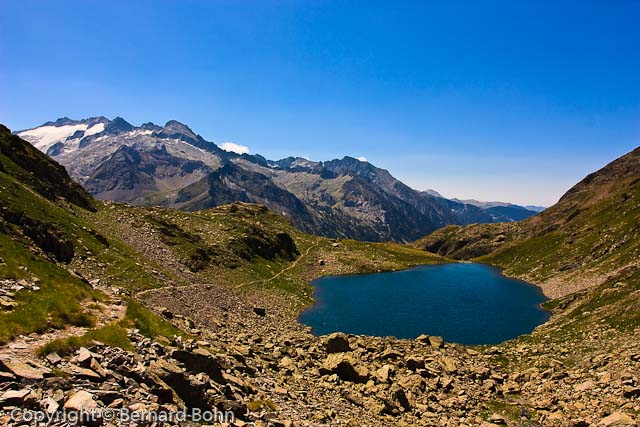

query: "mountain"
left=415, top=146, right=640, bottom=298
left=17, top=117, right=539, bottom=242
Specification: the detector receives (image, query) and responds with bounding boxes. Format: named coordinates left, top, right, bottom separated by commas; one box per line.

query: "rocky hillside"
left=415, top=146, right=640, bottom=298
left=16, top=117, right=538, bottom=242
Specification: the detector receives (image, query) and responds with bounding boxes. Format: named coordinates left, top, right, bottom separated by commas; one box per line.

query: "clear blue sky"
left=1, top=1, right=639, bottom=206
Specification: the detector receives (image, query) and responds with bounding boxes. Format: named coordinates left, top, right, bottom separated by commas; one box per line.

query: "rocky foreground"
left=1, top=280, right=638, bottom=427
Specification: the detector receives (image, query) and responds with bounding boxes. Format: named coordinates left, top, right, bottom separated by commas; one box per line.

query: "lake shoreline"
left=299, top=262, right=551, bottom=345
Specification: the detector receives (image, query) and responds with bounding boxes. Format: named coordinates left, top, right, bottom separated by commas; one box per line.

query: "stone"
left=428, top=336, right=444, bottom=349
left=622, top=386, right=640, bottom=398
left=0, top=358, right=50, bottom=380
left=253, top=307, right=267, bottom=317
left=64, top=391, right=98, bottom=411
left=406, top=357, right=424, bottom=371
left=416, top=334, right=430, bottom=343
left=376, top=365, right=392, bottom=383
left=574, top=380, right=595, bottom=392
left=489, top=413, right=507, bottom=425
left=323, top=332, right=351, bottom=353
left=67, top=364, right=101, bottom=380
left=90, top=358, right=107, bottom=378
left=600, top=412, right=636, bottom=426
left=441, top=356, right=458, bottom=373
left=147, top=360, right=209, bottom=410
left=0, top=389, right=30, bottom=406
left=171, top=348, right=225, bottom=384
left=41, top=397, right=59, bottom=413
left=320, top=353, right=369, bottom=383
left=45, top=352, right=62, bottom=365
left=381, top=349, right=403, bottom=360
left=77, top=347, right=93, bottom=364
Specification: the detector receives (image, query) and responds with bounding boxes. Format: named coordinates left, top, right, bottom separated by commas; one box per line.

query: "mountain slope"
left=415, top=146, right=640, bottom=297
left=17, top=117, right=538, bottom=242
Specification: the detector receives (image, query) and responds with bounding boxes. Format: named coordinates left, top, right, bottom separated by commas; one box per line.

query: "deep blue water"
left=299, top=263, right=550, bottom=345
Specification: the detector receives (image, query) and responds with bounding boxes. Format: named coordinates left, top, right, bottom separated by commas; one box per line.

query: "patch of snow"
left=83, top=123, right=105, bottom=137
left=221, top=142, right=250, bottom=155
left=18, top=124, right=88, bottom=152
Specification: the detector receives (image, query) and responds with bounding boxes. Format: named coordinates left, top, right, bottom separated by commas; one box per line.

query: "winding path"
left=234, top=242, right=319, bottom=289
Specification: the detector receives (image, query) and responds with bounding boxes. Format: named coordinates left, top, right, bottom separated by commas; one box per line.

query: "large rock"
left=428, top=336, right=444, bottom=349
left=0, top=358, right=50, bottom=380
left=376, top=365, right=392, bottom=383
left=322, top=333, right=351, bottom=353
left=600, top=412, right=636, bottom=426
left=171, top=348, right=225, bottom=384
left=0, top=389, right=30, bottom=406
left=320, top=353, right=369, bottom=383
left=64, top=391, right=98, bottom=411
left=147, top=359, right=209, bottom=410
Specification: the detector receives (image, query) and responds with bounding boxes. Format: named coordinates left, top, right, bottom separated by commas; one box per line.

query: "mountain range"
left=16, top=116, right=539, bottom=242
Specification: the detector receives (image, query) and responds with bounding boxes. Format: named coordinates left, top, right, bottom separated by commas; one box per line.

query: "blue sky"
left=1, top=1, right=638, bottom=206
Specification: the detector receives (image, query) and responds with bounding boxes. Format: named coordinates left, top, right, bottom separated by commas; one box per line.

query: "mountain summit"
left=17, top=117, right=538, bottom=241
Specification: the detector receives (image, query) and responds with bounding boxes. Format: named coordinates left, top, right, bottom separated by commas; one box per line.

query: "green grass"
left=37, top=322, right=133, bottom=356
left=0, top=233, right=102, bottom=344
left=37, top=299, right=185, bottom=356
left=125, top=299, right=182, bottom=340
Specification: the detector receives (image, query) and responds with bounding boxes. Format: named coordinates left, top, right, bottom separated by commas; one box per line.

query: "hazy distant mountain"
left=17, top=117, right=539, bottom=242
left=525, top=205, right=546, bottom=213
left=453, top=199, right=546, bottom=220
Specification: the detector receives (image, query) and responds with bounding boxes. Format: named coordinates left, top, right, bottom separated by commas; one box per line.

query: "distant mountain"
left=453, top=199, right=545, bottom=221
left=17, top=117, right=538, bottom=242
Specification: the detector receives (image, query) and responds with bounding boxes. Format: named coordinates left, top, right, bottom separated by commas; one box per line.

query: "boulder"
left=0, top=389, right=30, bottom=406
left=171, top=348, right=225, bottom=384
left=0, top=358, right=50, bottom=380
left=600, top=412, right=636, bottom=426
left=376, top=365, right=392, bottom=383
left=416, top=334, right=430, bottom=344
left=428, top=336, right=444, bottom=349
left=147, top=359, right=209, bottom=410
left=64, top=391, right=98, bottom=411
left=323, top=333, right=351, bottom=353
left=45, top=352, right=62, bottom=365
left=574, top=380, right=595, bottom=392
left=320, top=353, right=369, bottom=383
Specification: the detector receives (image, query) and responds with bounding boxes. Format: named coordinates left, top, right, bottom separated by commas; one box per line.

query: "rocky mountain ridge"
left=16, top=117, right=538, bottom=242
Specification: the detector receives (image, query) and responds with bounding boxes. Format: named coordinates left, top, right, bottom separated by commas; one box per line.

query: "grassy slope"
left=0, top=127, right=180, bottom=344
left=85, top=201, right=446, bottom=309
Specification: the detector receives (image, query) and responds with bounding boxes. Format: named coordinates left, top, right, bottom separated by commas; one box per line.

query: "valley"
left=0, top=124, right=638, bottom=426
